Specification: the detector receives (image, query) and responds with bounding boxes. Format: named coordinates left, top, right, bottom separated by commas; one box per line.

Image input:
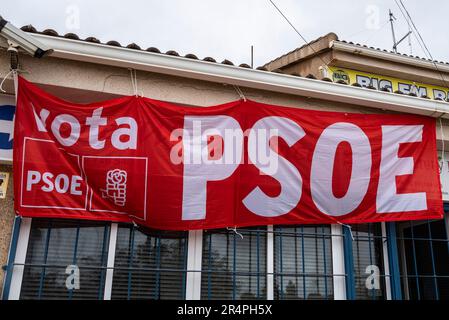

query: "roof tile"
left=126, top=43, right=141, bottom=50
left=64, top=32, right=80, bottom=40
left=85, top=36, right=100, bottom=43
left=165, top=50, right=179, bottom=56
left=203, top=57, right=216, bottom=63
left=15, top=24, right=449, bottom=103
left=221, top=59, right=234, bottom=65
left=184, top=53, right=199, bottom=60
left=106, top=40, right=121, bottom=47
left=42, top=29, right=59, bottom=36
left=20, top=25, right=37, bottom=33
left=146, top=47, right=161, bottom=53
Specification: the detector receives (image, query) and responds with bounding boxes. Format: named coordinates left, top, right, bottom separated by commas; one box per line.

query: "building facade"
left=0, top=26, right=449, bottom=300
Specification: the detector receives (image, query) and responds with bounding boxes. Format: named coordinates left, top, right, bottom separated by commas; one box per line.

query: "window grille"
left=201, top=227, right=267, bottom=300
left=19, top=219, right=109, bottom=300
left=350, top=223, right=387, bottom=300
left=273, top=225, right=334, bottom=300
left=396, top=215, right=449, bottom=300
left=111, top=224, right=188, bottom=300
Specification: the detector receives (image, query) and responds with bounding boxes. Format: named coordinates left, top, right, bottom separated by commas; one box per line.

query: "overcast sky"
left=2, top=0, right=447, bottom=68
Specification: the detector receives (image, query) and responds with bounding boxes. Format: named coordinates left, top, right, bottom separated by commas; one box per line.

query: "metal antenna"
left=389, top=10, right=397, bottom=51
left=408, top=26, right=413, bottom=55
left=389, top=9, right=412, bottom=53
left=251, top=45, right=254, bottom=69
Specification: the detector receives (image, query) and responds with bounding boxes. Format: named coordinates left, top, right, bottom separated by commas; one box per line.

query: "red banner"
left=14, top=76, right=443, bottom=230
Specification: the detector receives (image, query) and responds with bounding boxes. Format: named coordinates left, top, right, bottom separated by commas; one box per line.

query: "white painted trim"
left=185, top=230, right=203, bottom=300
left=7, top=217, right=32, bottom=300
left=27, top=33, right=449, bottom=119
left=103, top=223, right=118, bottom=300
left=331, top=224, right=346, bottom=300
left=381, top=222, right=392, bottom=300
left=266, top=225, right=274, bottom=300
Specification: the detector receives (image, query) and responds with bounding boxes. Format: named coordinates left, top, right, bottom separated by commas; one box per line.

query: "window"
left=351, top=224, right=387, bottom=300
left=396, top=217, right=449, bottom=300
left=201, top=227, right=266, bottom=300
left=20, top=219, right=110, bottom=300
left=111, top=224, right=188, bottom=300
left=274, top=225, right=333, bottom=300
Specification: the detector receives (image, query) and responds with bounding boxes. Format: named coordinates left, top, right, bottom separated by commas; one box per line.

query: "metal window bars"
left=350, top=223, right=388, bottom=300
left=396, top=215, right=449, bottom=300
left=18, top=219, right=110, bottom=300
left=274, top=225, right=336, bottom=300
left=14, top=215, right=449, bottom=300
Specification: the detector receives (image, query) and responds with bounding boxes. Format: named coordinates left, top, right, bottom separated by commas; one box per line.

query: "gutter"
left=0, top=16, right=52, bottom=58
left=17, top=34, right=449, bottom=119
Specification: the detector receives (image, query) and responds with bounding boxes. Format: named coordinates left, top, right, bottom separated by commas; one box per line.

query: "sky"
left=1, top=0, right=448, bottom=68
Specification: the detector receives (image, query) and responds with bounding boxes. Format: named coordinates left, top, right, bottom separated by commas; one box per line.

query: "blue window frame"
left=273, top=225, right=334, bottom=300
left=111, top=224, right=188, bottom=300
left=396, top=214, right=449, bottom=300
left=201, top=227, right=267, bottom=300
left=19, top=219, right=110, bottom=300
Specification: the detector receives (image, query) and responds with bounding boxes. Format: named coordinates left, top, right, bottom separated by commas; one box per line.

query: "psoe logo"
left=101, top=169, right=127, bottom=206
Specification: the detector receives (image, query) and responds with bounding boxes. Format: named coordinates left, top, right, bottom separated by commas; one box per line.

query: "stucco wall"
left=0, top=164, right=14, bottom=297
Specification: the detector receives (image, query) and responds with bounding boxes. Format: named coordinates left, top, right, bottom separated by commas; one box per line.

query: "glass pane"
left=20, top=219, right=109, bottom=300
left=397, top=218, right=449, bottom=300
left=201, top=227, right=267, bottom=300
left=111, top=225, right=188, bottom=300
left=274, top=226, right=333, bottom=300
left=351, top=224, right=387, bottom=300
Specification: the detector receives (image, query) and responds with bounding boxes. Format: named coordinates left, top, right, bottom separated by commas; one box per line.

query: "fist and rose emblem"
left=100, top=169, right=128, bottom=207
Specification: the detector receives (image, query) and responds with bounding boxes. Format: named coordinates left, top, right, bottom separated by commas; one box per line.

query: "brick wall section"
left=0, top=164, right=15, bottom=297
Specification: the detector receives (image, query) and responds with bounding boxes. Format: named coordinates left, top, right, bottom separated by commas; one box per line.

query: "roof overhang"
left=330, top=40, right=449, bottom=74
left=9, top=33, right=449, bottom=119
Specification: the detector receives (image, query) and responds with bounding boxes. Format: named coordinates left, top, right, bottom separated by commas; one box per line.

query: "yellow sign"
left=0, top=172, right=9, bottom=199
left=329, top=68, right=449, bottom=100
